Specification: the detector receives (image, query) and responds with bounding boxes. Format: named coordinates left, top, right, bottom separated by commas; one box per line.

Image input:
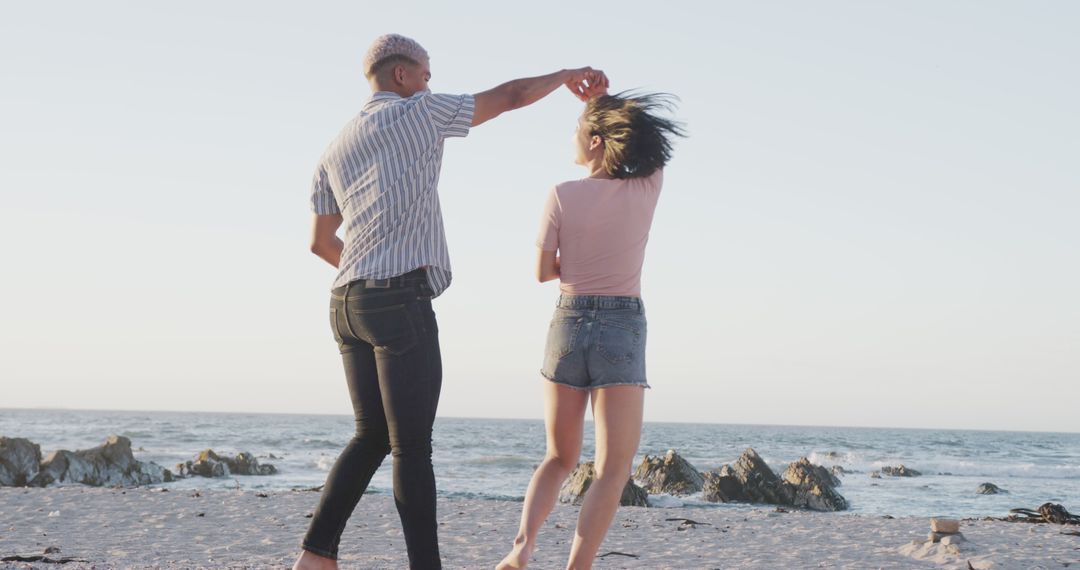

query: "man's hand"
left=581, top=81, right=609, bottom=100
left=472, top=67, right=611, bottom=127
left=564, top=67, right=609, bottom=101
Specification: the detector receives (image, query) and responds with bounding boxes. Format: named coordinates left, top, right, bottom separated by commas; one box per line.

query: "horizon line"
left=2, top=406, right=1077, bottom=436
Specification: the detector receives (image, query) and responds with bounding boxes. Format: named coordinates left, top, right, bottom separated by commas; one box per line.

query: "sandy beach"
left=2, top=487, right=1077, bottom=569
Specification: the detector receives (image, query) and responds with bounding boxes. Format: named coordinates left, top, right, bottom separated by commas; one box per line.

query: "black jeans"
left=302, top=270, right=443, bottom=569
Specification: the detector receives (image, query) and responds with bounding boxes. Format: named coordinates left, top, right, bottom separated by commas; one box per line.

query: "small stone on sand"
left=931, top=518, right=960, bottom=533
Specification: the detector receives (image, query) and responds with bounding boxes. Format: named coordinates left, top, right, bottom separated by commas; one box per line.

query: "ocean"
left=2, top=408, right=1077, bottom=519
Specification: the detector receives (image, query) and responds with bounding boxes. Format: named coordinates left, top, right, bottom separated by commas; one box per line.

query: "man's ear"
left=590, top=136, right=604, bottom=151
left=394, top=65, right=406, bottom=86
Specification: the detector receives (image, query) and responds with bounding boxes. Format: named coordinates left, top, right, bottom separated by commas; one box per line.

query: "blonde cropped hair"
left=363, top=34, right=428, bottom=78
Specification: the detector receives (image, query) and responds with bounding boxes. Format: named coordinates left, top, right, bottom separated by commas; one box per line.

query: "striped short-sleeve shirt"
left=309, top=90, right=475, bottom=297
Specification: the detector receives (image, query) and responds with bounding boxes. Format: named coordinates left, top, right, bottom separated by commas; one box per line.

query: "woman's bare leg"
left=497, top=382, right=589, bottom=569
left=564, top=385, right=644, bottom=570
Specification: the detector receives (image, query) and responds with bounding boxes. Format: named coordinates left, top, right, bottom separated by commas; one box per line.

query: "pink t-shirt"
left=537, top=170, right=663, bottom=297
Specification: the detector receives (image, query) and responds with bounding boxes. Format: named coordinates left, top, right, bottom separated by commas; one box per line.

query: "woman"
left=498, top=89, right=685, bottom=570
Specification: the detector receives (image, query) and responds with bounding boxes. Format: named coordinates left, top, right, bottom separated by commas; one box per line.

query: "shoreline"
left=3, top=487, right=1078, bottom=569
left=4, top=414, right=1078, bottom=522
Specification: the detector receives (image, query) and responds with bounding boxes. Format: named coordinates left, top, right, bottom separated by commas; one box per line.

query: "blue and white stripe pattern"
left=310, top=90, right=475, bottom=297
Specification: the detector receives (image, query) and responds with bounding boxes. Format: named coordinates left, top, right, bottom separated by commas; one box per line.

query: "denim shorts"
left=541, top=295, right=649, bottom=390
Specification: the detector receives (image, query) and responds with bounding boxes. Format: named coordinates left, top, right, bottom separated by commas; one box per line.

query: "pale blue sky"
left=1, top=1, right=1077, bottom=432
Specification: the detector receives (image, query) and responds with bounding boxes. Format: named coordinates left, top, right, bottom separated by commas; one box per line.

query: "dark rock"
left=35, top=435, right=172, bottom=487
left=176, top=451, right=224, bottom=478
left=880, top=465, right=921, bottom=477
left=231, top=452, right=277, bottom=475
left=36, top=451, right=92, bottom=484
left=731, top=448, right=793, bottom=505
left=0, top=437, right=43, bottom=487
left=633, top=449, right=704, bottom=496
left=870, top=471, right=882, bottom=479
left=702, top=465, right=747, bottom=503
left=175, top=449, right=277, bottom=478
left=829, top=465, right=847, bottom=480
left=701, top=450, right=847, bottom=512
left=976, top=482, right=1006, bottom=495
left=560, top=462, right=648, bottom=507
left=176, top=449, right=228, bottom=478
left=782, top=458, right=848, bottom=512
left=795, top=462, right=842, bottom=487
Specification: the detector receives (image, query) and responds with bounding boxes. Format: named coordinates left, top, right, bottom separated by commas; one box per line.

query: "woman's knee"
left=544, top=451, right=581, bottom=473
left=593, top=460, right=632, bottom=482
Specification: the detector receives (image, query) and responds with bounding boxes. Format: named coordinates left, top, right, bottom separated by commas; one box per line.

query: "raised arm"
left=471, top=67, right=608, bottom=127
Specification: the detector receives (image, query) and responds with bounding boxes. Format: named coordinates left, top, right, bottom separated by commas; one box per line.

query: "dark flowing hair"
left=583, top=91, right=687, bottom=179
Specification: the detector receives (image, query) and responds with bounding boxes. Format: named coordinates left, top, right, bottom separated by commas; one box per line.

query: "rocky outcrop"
left=560, top=462, right=648, bottom=507
left=785, top=460, right=842, bottom=487
left=175, top=450, right=277, bottom=478
left=701, top=449, right=848, bottom=512
left=701, top=464, right=747, bottom=503
left=782, top=458, right=848, bottom=511
left=731, top=448, right=794, bottom=505
left=0, top=437, right=43, bottom=487
left=2, top=436, right=278, bottom=488
left=229, top=451, right=275, bottom=475
left=976, top=482, right=1006, bottom=495
left=35, top=435, right=173, bottom=487
left=633, top=450, right=704, bottom=496
left=880, top=465, right=921, bottom=477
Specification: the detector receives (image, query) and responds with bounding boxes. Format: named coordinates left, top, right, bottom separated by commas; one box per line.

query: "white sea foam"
left=314, top=455, right=336, bottom=471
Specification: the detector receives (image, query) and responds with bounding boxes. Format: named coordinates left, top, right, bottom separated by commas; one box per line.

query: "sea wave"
left=457, top=455, right=536, bottom=468
left=805, top=451, right=1080, bottom=479
left=442, top=490, right=524, bottom=502
left=301, top=438, right=344, bottom=448
left=314, top=455, right=337, bottom=471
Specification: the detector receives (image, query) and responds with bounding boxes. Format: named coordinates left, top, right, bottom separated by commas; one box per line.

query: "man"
left=294, top=33, right=608, bottom=570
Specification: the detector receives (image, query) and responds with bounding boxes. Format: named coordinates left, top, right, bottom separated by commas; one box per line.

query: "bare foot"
left=495, top=537, right=535, bottom=570
left=292, top=549, right=337, bottom=570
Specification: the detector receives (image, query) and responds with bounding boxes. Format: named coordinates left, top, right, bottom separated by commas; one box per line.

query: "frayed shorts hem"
left=541, top=371, right=651, bottom=391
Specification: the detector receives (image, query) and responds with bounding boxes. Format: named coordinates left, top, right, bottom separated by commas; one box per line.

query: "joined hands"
left=564, top=67, right=610, bottom=101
